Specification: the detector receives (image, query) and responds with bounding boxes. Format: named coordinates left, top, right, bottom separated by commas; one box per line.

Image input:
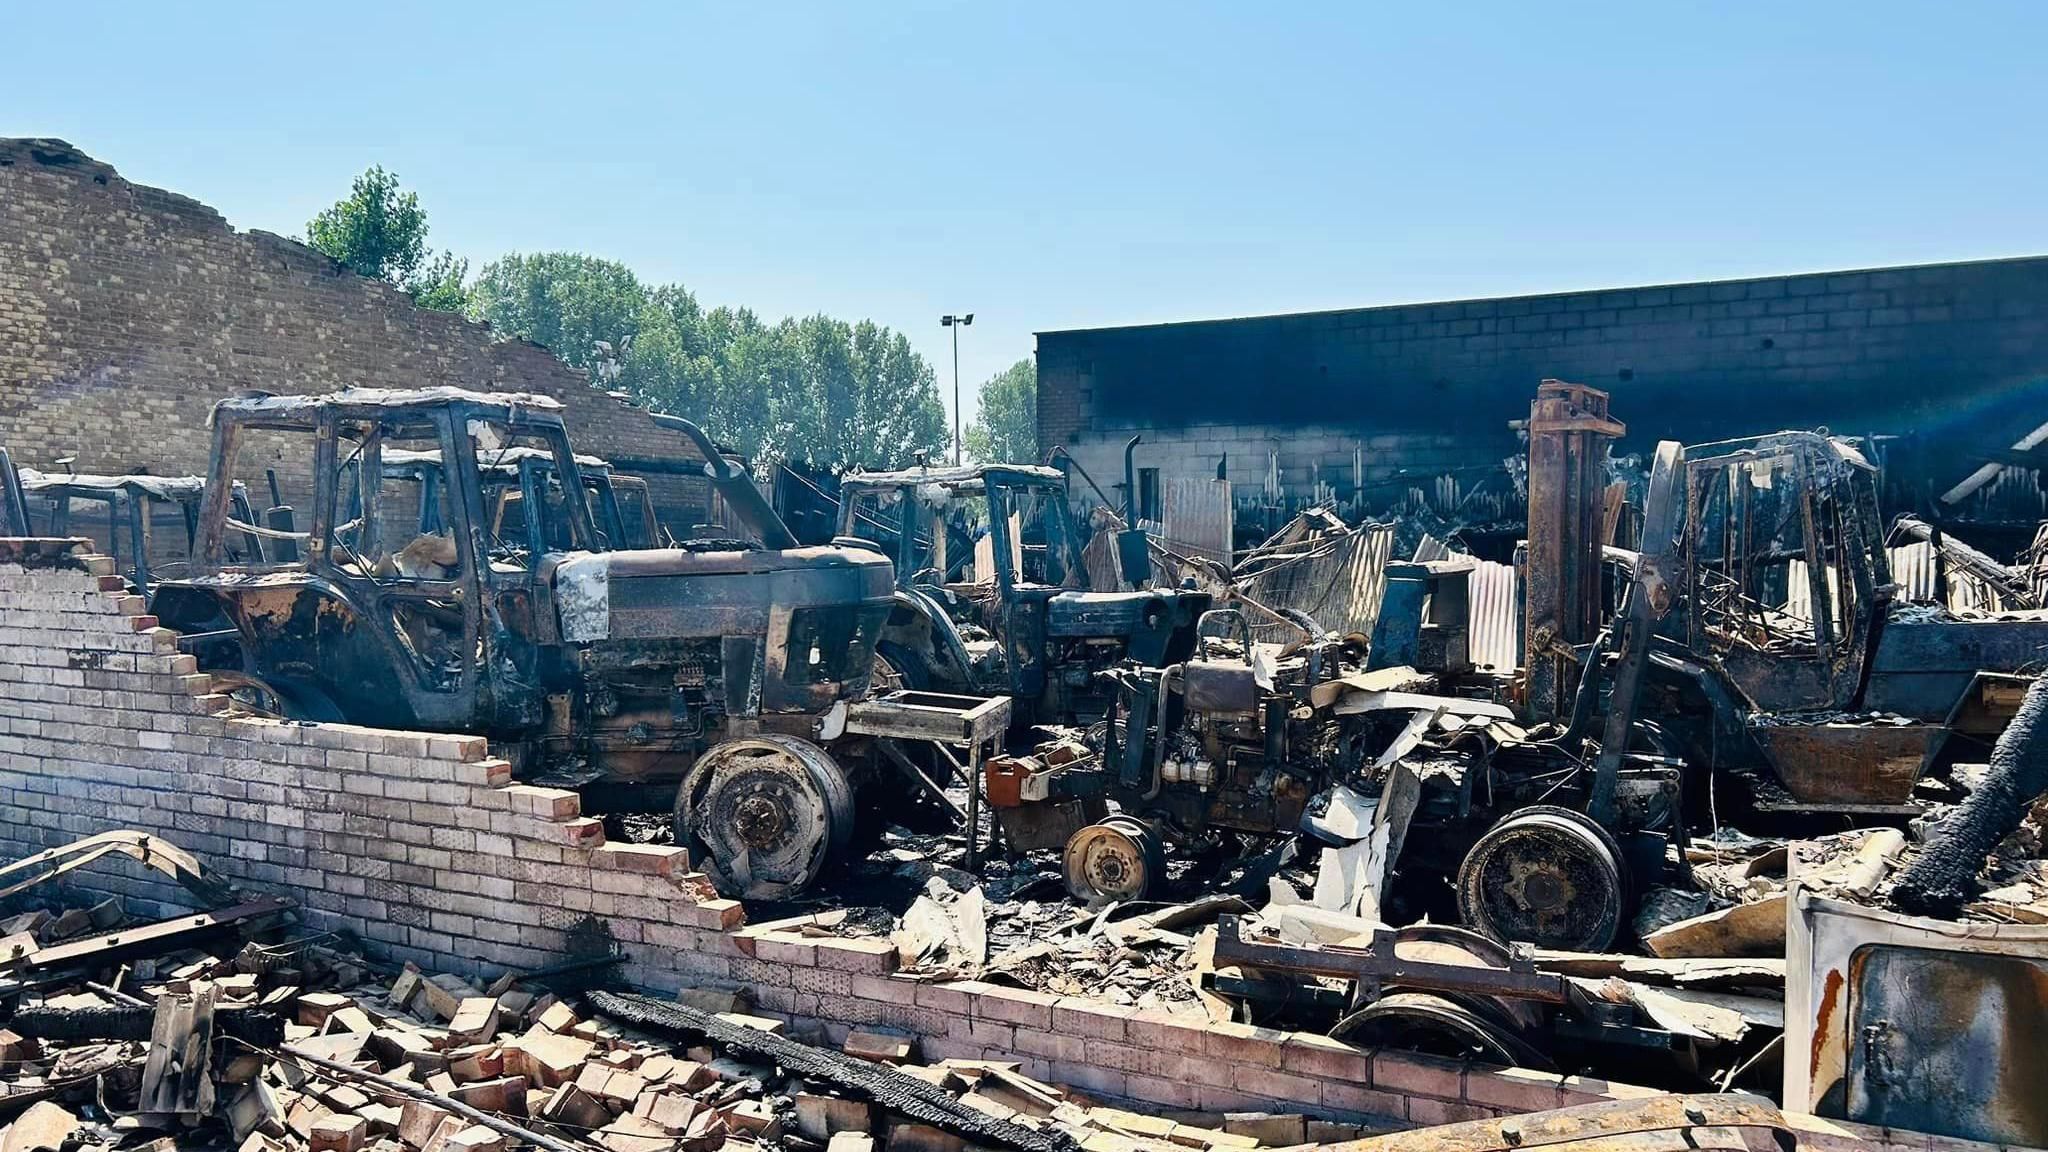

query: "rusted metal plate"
left=13, top=898, right=293, bottom=973
left=1209, top=915, right=1570, bottom=1003
left=1786, top=889, right=2048, bottom=1147
left=1748, top=720, right=1943, bottom=805
left=1522, top=381, right=1625, bottom=723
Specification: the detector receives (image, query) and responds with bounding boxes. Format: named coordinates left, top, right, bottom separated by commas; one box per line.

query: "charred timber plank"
left=14, top=898, right=291, bottom=972
left=1319, top=1092, right=1800, bottom=1152
left=3, top=1004, right=284, bottom=1046
left=1894, top=669, right=2048, bottom=916
left=585, top=990, right=1075, bottom=1152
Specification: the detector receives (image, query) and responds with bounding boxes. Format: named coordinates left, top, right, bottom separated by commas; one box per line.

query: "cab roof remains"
left=210, top=387, right=567, bottom=426
left=841, top=462, right=1068, bottom=490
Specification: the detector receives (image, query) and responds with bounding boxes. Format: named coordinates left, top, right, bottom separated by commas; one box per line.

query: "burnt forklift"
left=153, top=387, right=896, bottom=898
left=832, top=461, right=1210, bottom=728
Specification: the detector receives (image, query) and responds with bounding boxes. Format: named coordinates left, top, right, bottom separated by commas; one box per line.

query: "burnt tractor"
left=832, top=462, right=1209, bottom=725
left=152, top=387, right=895, bottom=898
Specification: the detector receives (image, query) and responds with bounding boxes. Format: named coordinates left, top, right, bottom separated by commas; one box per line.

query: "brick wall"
left=1038, top=257, right=2048, bottom=511
left=0, top=542, right=1969, bottom=1149
left=0, top=138, right=712, bottom=540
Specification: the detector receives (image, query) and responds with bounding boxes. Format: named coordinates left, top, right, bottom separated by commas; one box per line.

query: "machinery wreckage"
left=14, top=377, right=2048, bottom=1142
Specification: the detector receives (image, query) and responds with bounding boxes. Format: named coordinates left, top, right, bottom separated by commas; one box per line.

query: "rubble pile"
left=0, top=886, right=1370, bottom=1152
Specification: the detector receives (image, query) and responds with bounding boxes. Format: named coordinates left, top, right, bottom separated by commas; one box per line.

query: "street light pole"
left=941, top=313, right=973, bottom=464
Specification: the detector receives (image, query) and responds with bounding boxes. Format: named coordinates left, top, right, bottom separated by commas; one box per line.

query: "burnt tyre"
left=1455, top=804, right=1627, bottom=951
left=870, top=641, right=930, bottom=695
left=674, top=734, right=855, bottom=900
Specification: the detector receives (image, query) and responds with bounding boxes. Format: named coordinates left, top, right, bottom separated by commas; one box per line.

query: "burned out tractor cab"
left=377, top=445, right=669, bottom=554
left=1631, top=430, right=2048, bottom=813
left=153, top=387, right=895, bottom=898
left=833, top=462, right=1209, bottom=727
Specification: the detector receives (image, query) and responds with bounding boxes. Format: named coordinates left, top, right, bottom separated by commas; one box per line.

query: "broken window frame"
left=1677, top=432, right=1890, bottom=711
left=460, top=420, right=604, bottom=581
left=311, top=406, right=481, bottom=695
left=194, top=420, right=321, bottom=575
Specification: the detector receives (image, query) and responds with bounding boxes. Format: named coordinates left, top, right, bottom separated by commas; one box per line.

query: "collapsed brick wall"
left=0, top=138, right=712, bottom=540
left=0, top=543, right=1951, bottom=1149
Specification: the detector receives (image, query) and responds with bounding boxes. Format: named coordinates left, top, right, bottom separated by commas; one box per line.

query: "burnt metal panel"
left=1845, top=945, right=2048, bottom=1144
left=1234, top=521, right=1393, bottom=643
left=1786, top=889, right=2048, bottom=1147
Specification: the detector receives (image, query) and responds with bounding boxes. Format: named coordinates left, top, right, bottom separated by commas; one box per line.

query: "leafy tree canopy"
left=306, top=166, right=469, bottom=312
left=469, top=252, right=946, bottom=471
left=965, top=358, right=1038, bottom=464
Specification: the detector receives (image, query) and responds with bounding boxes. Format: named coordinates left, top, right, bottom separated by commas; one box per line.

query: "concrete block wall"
left=1057, top=424, right=1498, bottom=515
left=0, top=138, right=713, bottom=541
left=1038, top=256, right=2048, bottom=512
left=0, top=540, right=1969, bottom=1149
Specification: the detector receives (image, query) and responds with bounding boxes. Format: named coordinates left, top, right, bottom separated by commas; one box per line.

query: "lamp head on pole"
left=941, top=313, right=974, bottom=327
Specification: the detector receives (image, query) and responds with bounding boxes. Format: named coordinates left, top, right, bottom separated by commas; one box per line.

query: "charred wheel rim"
left=207, top=670, right=293, bottom=719
left=1330, top=991, right=1556, bottom=1072
left=1062, top=815, right=1164, bottom=902
left=869, top=649, right=907, bottom=696
left=1455, top=804, right=1625, bottom=952
left=675, top=735, right=854, bottom=900
left=1384, top=923, right=1549, bottom=1033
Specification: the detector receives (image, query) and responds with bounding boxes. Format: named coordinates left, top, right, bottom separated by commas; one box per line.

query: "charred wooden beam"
left=1893, top=668, right=2048, bottom=916
left=2, top=1003, right=284, bottom=1046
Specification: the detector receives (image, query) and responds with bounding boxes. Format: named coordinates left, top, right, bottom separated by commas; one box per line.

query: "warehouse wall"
left=1039, top=257, right=2048, bottom=515
left=0, top=138, right=712, bottom=539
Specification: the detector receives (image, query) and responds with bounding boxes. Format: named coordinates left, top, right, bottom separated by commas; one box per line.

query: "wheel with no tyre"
left=1455, top=804, right=1627, bottom=952
left=1329, top=991, right=1555, bottom=1072
left=1062, top=814, right=1166, bottom=903
left=674, top=734, right=856, bottom=900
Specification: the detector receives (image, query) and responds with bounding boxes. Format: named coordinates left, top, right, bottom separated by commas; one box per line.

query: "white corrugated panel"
left=1788, top=541, right=1998, bottom=618
left=1238, top=524, right=1394, bottom=642
left=1467, top=559, right=1520, bottom=673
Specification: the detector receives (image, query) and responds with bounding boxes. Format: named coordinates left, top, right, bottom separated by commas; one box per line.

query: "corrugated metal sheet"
left=1787, top=540, right=2000, bottom=619
left=1237, top=524, right=1394, bottom=642
left=1887, top=540, right=1940, bottom=604
left=1468, top=558, right=1520, bottom=672
left=1155, top=477, right=1234, bottom=565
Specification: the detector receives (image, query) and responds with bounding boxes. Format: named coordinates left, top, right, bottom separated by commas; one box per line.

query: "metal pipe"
left=648, top=414, right=797, bottom=550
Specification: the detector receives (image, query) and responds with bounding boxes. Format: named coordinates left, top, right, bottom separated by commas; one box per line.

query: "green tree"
left=468, top=252, right=649, bottom=375
left=965, top=358, right=1038, bottom=463
left=305, top=166, right=469, bottom=311
left=409, top=251, right=470, bottom=313
left=468, top=250, right=947, bottom=471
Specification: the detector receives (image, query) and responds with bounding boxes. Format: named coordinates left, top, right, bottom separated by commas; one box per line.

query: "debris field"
left=9, top=369, right=2048, bottom=1152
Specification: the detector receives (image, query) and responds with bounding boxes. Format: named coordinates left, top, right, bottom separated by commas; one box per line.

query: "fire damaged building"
left=1037, top=256, right=2048, bottom=553
left=14, top=134, right=2048, bottom=1152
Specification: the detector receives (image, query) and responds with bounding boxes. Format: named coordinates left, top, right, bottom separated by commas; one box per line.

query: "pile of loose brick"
left=0, top=894, right=1389, bottom=1152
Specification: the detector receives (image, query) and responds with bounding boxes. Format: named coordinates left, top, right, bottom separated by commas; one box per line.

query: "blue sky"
left=9, top=2, right=2045, bottom=427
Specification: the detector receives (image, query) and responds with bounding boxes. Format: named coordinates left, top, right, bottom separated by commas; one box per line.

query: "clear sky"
left=9, top=2, right=2046, bottom=430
